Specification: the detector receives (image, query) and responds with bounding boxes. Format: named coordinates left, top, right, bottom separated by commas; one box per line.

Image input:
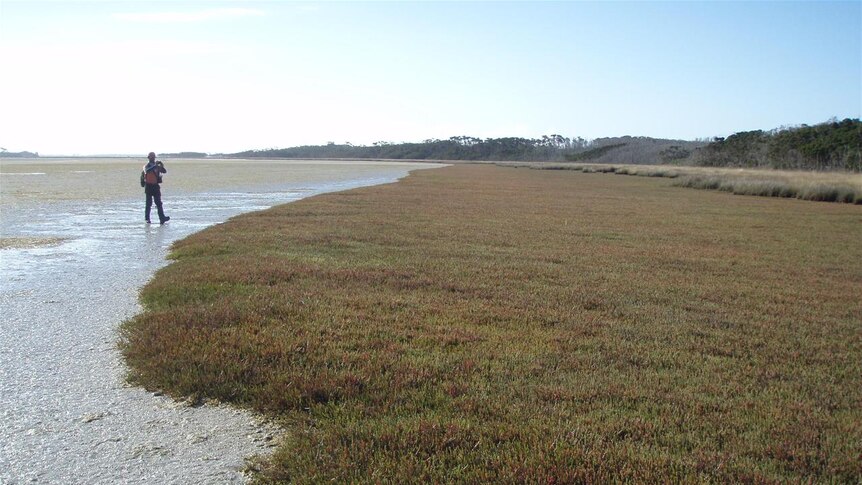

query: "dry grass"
left=121, top=165, right=862, bottom=483
left=504, top=162, right=862, bottom=204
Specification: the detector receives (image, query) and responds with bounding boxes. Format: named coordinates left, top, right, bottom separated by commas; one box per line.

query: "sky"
left=0, top=1, right=860, bottom=155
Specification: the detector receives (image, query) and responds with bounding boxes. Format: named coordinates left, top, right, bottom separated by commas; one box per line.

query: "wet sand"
left=0, top=158, right=440, bottom=483
left=0, top=237, right=66, bottom=250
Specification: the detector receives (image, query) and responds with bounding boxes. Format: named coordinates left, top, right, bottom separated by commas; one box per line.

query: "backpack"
left=144, top=170, right=159, bottom=184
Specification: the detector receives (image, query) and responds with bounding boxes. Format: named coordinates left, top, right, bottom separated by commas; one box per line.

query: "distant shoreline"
left=1, top=155, right=460, bottom=163
left=13, top=117, right=859, bottom=169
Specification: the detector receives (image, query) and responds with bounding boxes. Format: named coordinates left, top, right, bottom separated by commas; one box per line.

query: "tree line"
left=226, top=118, right=862, bottom=171
left=161, top=152, right=208, bottom=158
left=0, top=148, right=39, bottom=158
left=230, top=135, right=587, bottom=161
left=226, top=119, right=860, bottom=171
left=692, top=118, right=861, bottom=171
left=228, top=135, right=704, bottom=163
left=6, top=118, right=856, bottom=171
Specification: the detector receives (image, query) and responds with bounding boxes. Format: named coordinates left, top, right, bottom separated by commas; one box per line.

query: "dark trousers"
left=145, top=184, right=166, bottom=222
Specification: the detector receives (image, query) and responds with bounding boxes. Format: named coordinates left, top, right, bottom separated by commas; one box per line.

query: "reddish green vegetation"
left=121, top=165, right=862, bottom=483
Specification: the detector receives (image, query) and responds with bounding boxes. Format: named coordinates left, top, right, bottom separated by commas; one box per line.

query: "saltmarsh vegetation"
left=121, top=165, right=862, bottom=482
left=507, top=162, right=862, bottom=204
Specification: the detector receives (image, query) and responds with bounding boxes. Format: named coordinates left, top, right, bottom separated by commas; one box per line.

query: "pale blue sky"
left=1, top=1, right=859, bottom=155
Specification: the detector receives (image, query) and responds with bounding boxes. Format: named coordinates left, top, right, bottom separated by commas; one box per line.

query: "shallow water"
left=0, top=158, right=439, bottom=484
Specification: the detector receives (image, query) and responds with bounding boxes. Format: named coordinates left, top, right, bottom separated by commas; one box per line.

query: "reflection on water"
left=1, top=159, right=438, bottom=279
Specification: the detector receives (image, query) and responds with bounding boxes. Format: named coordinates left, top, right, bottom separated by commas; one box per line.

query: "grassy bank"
left=121, top=165, right=862, bottom=482
left=505, top=162, right=862, bottom=204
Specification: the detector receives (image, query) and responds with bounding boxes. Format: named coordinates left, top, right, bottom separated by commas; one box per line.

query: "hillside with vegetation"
left=4, top=119, right=856, bottom=171
left=231, top=136, right=585, bottom=161
left=564, top=137, right=705, bottom=164
left=226, top=118, right=861, bottom=172
left=0, top=148, right=39, bottom=158
left=691, top=118, right=861, bottom=171
left=228, top=135, right=705, bottom=164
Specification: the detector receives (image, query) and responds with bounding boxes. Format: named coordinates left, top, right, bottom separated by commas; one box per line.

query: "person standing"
left=143, top=151, right=170, bottom=224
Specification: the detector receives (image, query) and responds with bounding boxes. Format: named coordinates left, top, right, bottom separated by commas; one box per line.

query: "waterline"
left=0, top=159, right=440, bottom=483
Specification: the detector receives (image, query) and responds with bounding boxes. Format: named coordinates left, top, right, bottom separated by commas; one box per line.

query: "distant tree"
left=0, top=148, right=39, bottom=158
left=660, top=145, right=691, bottom=162
left=694, top=118, right=861, bottom=171
left=224, top=134, right=710, bottom=164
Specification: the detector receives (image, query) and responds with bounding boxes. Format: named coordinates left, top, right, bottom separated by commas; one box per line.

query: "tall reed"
left=505, top=162, right=862, bottom=204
